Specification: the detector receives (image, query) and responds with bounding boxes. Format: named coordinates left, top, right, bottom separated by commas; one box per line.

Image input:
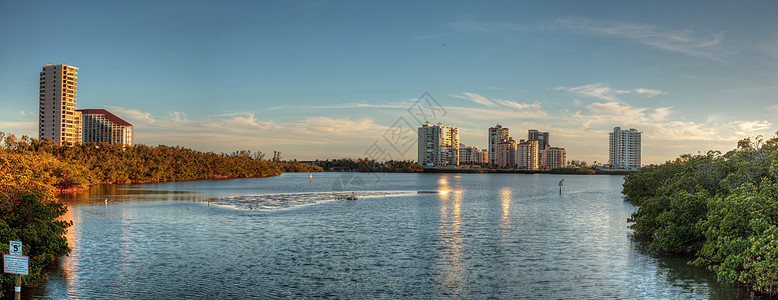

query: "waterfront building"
left=496, top=137, right=517, bottom=168
left=78, top=109, right=134, bottom=146
left=477, top=149, right=488, bottom=164
left=488, top=124, right=510, bottom=165
left=541, top=146, right=566, bottom=169
left=418, top=122, right=460, bottom=167
left=39, top=64, right=82, bottom=145
left=459, top=143, right=484, bottom=165
left=609, top=127, right=642, bottom=170
left=528, top=129, right=550, bottom=151
left=517, top=139, right=539, bottom=170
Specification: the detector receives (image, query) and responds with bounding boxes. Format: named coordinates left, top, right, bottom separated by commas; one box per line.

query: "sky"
left=1, top=1, right=777, bottom=164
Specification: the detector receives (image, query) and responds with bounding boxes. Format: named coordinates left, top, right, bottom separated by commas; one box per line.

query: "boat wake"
left=207, top=191, right=417, bottom=211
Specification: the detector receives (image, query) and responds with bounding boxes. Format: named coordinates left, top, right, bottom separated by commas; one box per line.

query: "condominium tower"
left=528, top=129, right=550, bottom=151
left=78, top=109, right=134, bottom=146
left=39, top=64, right=81, bottom=145
left=496, top=138, right=517, bottom=168
left=488, top=124, right=509, bottom=165
left=609, top=127, right=642, bottom=170
left=418, top=122, right=460, bottom=167
left=517, top=139, right=539, bottom=170
left=542, top=146, right=567, bottom=169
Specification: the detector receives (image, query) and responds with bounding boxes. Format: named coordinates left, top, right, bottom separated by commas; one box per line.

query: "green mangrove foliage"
left=623, top=133, right=778, bottom=294
left=0, top=151, right=71, bottom=298
left=0, top=132, right=322, bottom=190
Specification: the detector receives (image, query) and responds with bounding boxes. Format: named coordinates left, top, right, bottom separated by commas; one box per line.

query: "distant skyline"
left=2, top=1, right=777, bottom=164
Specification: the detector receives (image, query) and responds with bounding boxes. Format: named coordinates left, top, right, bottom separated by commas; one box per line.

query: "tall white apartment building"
left=517, top=139, right=539, bottom=170
left=541, top=146, right=566, bottom=169
left=418, top=122, right=460, bottom=167
left=609, top=127, right=642, bottom=170
left=39, top=64, right=82, bottom=145
left=78, top=109, right=134, bottom=146
left=488, top=124, right=509, bottom=165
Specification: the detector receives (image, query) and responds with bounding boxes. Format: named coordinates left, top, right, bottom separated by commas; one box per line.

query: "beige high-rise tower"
left=39, top=64, right=81, bottom=145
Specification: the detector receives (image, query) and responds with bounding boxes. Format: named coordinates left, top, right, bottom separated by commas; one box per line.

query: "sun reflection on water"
left=500, top=187, right=512, bottom=238
left=436, top=176, right=465, bottom=297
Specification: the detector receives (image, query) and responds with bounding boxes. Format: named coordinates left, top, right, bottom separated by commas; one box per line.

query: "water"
left=33, top=173, right=759, bottom=299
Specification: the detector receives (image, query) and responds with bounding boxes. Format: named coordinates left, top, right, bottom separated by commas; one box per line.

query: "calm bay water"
left=34, top=173, right=756, bottom=299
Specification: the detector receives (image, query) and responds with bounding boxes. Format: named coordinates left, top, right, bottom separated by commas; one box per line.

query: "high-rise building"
left=541, top=146, right=566, bottom=169
left=496, top=137, right=517, bottom=168
left=517, top=139, right=539, bottom=170
left=528, top=129, right=550, bottom=151
left=78, top=109, right=134, bottom=146
left=458, top=143, right=483, bottom=165
left=39, top=64, right=82, bottom=145
left=478, top=149, right=488, bottom=164
left=488, top=124, right=509, bottom=165
left=418, top=122, right=460, bottom=167
left=609, top=127, right=642, bottom=170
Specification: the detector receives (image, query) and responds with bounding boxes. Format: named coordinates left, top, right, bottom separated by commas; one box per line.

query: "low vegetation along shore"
left=0, top=132, right=321, bottom=297
left=623, top=133, right=778, bottom=295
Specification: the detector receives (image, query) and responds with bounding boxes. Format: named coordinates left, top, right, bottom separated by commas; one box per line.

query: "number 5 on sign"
left=10, top=241, right=22, bottom=256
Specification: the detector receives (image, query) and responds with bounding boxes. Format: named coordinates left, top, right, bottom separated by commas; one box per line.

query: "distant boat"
left=341, top=192, right=358, bottom=200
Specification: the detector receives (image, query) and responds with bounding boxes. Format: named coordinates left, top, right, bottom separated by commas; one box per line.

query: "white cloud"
left=16, top=111, right=35, bottom=121
left=729, top=120, right=773, bottom=136
left=169, top=112, right=188, bottom=122
left=554, top=82, right=663, bottom=101
left=450, top=92, right=498, bottom=108
left=451, top=92, right=548, bottom=115
left=570, top=101, right=772, bottom=142
left=104, top=106, right=155, bottom=124
left=633, top=88, right=663, bottom=97
left=650, top=107, right=673, bottom=122
left=549, top=17, right=726, bottom=62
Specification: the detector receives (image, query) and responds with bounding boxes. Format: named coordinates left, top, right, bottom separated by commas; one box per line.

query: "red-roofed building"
left=77, top=109, right=134, bottom=146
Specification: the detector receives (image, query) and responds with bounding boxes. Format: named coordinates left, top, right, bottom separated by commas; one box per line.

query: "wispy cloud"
left=729, top=120, right=773, bottom=136
left=554, top=82, right=663, bottom=101
left=438, top=17, right=727, bottom=62
left=16, top=111, right=35, bottom=121
left=451, top=92, right=498, bottom=108
left=450, top=92, right=549, bottom=117
left=549, top=17, right=727, bottom=62
left=571, top=101, right=772, bottom=142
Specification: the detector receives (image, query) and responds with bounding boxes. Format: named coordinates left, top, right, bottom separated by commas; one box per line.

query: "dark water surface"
left=34, top=173, right=759, bottom=299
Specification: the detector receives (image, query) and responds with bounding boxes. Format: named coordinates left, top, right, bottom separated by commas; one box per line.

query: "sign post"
left=558, top=178, right=564, bottom=195
left=5, top=241, right=27, bottom=300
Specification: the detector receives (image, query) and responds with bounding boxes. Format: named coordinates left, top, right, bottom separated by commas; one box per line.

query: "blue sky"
left=1, top=1, right=777, bottom=164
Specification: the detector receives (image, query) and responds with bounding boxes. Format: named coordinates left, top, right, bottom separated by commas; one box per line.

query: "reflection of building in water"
left=59, top=204, right=81, bottom=293
left=435, top=177, right=465, bottom=297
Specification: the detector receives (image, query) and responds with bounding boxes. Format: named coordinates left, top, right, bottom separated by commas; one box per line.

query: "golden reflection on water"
left=500, top=187, right=512, bottom=238
left=437, top=175, right=465, bottom=297
left=59, top=204, right=80, bottom=294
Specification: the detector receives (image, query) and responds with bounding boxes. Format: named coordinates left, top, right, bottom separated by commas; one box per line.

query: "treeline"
left=316, top=158, right=423, bottom=173
left=623, top=134, right=778, bottom=294
left=0, top=132, right=323, bottom=192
